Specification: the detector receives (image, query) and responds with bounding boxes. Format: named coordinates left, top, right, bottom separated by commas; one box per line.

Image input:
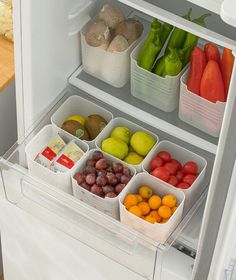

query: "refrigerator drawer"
left=0, top=88, right=214, bottom=279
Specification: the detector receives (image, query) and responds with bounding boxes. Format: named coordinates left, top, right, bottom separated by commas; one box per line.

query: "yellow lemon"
left=124, top=152, right=144, bottom=165
left=130, top=131, right=156, bottom=156
left=111, top=126, right=132, bottom=145
left=101, top=137, right=128, bottom=159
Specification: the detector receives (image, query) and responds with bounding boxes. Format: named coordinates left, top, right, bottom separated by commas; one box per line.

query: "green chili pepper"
left=140, top=35, right=163, bottom=71
left=160, top=22, right=173, bottom=45
left=137, top=19, right=161, bottom=66
left=182, top=13, right=211, bottom=67
left=165, top=8, right=192, bottom=53
left=163, top=48, right=183, bottom=76
left=152, top=54, right=166, bottom=76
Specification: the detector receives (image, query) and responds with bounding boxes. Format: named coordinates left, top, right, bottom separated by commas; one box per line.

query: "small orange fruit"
left=124, top=194, right=138, bottom=210
left=135, top=194, right=143, bottom=203
left=171, top=206, right=177, bottom=214
left=161, top=218, right=170, bottom=223
left=139, top=186, right=153, bottom=199
left=145, top=214, right=156, bottom=224
left=162, top=194, right=177, bottom=208
left=129, top=205, right=142, bottom=217
left=158, top=205, right=172, bottom=219
left=150, top=210, right=161, bottom=222
left=138, top=201, right=150, bottom=215
left=148, top=194, right=162, bottom=210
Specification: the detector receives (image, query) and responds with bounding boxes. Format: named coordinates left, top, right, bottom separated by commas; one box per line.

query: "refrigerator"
left=0, top=0, right=236, bottom=279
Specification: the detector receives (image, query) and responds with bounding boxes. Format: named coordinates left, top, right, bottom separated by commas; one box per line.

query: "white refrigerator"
left=0, top=0, right=236, bottom=279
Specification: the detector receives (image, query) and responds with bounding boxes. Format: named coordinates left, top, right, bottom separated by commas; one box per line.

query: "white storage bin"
left=131, top=39, right=186, bottom=112
left=25, top=125, right=89, bottom=194
left=142, top=140, right=207, bottom=213
left=179, top=69, right=226, bottom=137
left=81, top=17, right=143, bottom=88
left=95, top=117, right=159, bottom=172
left=119, top=173, right=185, bottom=243
left=51, top=95, right=113, bottom=148
left=71, top=149, right=136, bottom=219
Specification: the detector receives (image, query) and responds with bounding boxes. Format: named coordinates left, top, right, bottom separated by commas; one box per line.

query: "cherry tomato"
left=171, top=159, right=182, bottom=171
left=182, top=161, right=198, bottom=175
left=164, top=162, right=178, bottom=175
left=167, top=175, right=179, bottom=186
left=150, top=157, right=163, bottom=171
left=151, top=167, right=170, bottom=182
left=176, top=171, right=184, bottom=182
left=183, top=174, right=197, bottom=186
left=176, top=182, right=190, bottom=189
left=157, top=151, right=171, bottom=163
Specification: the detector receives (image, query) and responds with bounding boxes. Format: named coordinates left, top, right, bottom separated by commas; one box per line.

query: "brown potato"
left=99, top=4, right=125, bottom=29
left=85, top=21, right=111, bottom=48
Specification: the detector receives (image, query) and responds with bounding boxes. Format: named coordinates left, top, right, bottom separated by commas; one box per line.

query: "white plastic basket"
left=51, top=95, right=113, bottom=148
left=25, top=125, right=89, bottom=194
left=179, top=69, right=226, bottom=137
left=119, top=173, right=185, bottom=243
left=71, top=149, right=136, bottom=219
left=130, top=39, right=187, bottom=112
left=81, top=17, right=143, bottom=88
left=142, top=140, right=207, bottom=213
left=95, top=117, right=159, bottom=172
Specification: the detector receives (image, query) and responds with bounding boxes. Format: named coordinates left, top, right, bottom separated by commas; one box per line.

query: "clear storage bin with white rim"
left=119, top=173, right=185, bottom=244
left=25, top=124, right=89, bottom=194
left=71, top=149, right=136, bottom=219
left=142, top=140, right=207, bottom=213
left=130, top=39, right=187, bottom=112
left=95, top=117, right=159, bottom=172
left=81, top=17, right=143, bottom=88
left=179, top=69, right=226, bottom=137
left=51, top=95, right=113, bottom=148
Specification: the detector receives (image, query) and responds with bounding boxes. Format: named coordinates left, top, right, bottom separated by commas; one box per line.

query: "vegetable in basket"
left=221, top=48, right=234, bottom=98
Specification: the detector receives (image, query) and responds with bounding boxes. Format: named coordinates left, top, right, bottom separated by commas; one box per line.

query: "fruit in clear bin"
left=150, top=157, right=163, bottom=171
left=80, top=182, right=90, bottom=191
left=124, top=194, right=138, bottom=209
left=138, top=202, right=150, bottom=215
left=92, top=151, right=104, bottom=161
left=162, top=194, right=177, bottom=208
left=102, top=137, right=128, bottom=159
left=120, top=174, right=132, bottom=184
left=171, top=159, right=182, bottom=171
left=86, top=159, right=96, bottom=167
left=157, top=151, right=171, bottom=163
left=139, top=186, right=153, bottom=199
left=91, top=184, right=104, bottom=197
left=176, top=182, right=190, bottom=189
left=102, top=185, right=115, bottom=194
left=158, top=205, right=172, bottom=219
left=84, top=115, right=107, bottom=140
left=74, top=172, right=86, bottom=184
left=150, top=210, right=161, bottom=222
left=151, top=167, right=170, bottom=182
left=182, top=161, right=198, bottom=175
left=106, top=172, right=118, bottom=186
left=130, top=131, right=156, bottom=156
left=135, top=194, right=143, bottom=203
left=61, top=120, right=90, bottom=140
left=111, top=126, right=132, bottom=144
left=183, top=174, right=197, bottom=185
left=167, top=175, right=179, bottom=187
left=148, top=194, right=162, bottom=210
left=112, top=162, right=123, bottom=173
left=66, top=115, right=86, bottom=126
left=145, top=214, right=156, bottom=224
left=115, top=172, right=123, bottom=182
left=95, top=158, right=109, bottom=170
left=176, top=171, right=184, bottom=182
left=115, top=183, right=125, bottom=194
left=129, top=205, right=142, bottom=217
left=84, top=166, right=97, bottom=175
left=96, top=175, right=108, bottom=186
left=164, top=162, right=178, bottom=175
left=171, top=206, right=177, bottom=214
left=105, top=192, right=117, bottom=198
left=124, top=152, right=144, bottom=165
left=86, top=173, right=96, bottom=185
left=123, top=167, right=131, bottom=176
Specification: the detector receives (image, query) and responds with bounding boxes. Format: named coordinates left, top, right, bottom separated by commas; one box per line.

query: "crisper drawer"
left=0, top=88, right=213, bottom=279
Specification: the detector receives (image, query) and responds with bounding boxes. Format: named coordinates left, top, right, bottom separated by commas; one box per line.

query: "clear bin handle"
left=20, top=177, right=138, bottom=256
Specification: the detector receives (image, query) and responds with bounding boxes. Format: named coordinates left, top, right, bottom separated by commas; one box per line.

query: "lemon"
left=124, top=152, right=144, bottom=165
left=111, top=126, right=132, bottom=145
left=66, top=115, right=86, bottom=126
left=101, top=137, right=128, bottom=159
left=130, top=131, right=156, bottom=156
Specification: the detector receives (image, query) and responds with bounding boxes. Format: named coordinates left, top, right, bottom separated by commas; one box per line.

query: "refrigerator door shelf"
left=0, top=88, right=214, bottom=279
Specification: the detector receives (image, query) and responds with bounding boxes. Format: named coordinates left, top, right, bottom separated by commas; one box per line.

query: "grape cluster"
left=74, top=151, right=132, bottom=198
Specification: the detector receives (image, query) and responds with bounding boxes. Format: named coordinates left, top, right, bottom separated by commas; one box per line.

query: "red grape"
left=115, top=173, right=123, bottom=183
left=95, top=159, right=109, bottom=170
left=112, top=162, right=123, bottom=173
left=96, top=175, right=108, bottom=186
left=74, top=172, right=86, bottom=184
left=85, top=174, right=96, bottom=185
left=121, top=174, right=132, bottom=184
left=150, top=157, right=163, bottom=171
left=115, top=183, right=125, bottom=194
left=86, top=159, right=96, bottom=167
left=90, top=184, right=104, bottom=196
left=92, top=151, right=104, bottom=161
left=106, top=172, right=118, bottom=186
left=102, top=185, right=115, bottom=194
left=84, top=166, right=96, bottom=175
left=123, top=167, right=131, bottom=176
left=105, top=192, right=117, bottom=198
left=80, top=182, right=90, bottom=191
left=97, top=170, right=106, bottom=177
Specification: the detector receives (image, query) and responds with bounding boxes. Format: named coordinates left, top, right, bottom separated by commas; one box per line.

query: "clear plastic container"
left=179, top=69, right=226, bottom=137
left=142, top=140, right=207, bottom=213
left=95, top=117, right=159, bottom=172
left=71, top=149, right=136, bottom=219
left=119, top=173, right=185, bottom=243
left=25, top=124, right=89, bottom=194
left=81, top=17, right=143, bottom=88
left=130, top=39, right=186, bottom=112
left=51, top=95, right=113, bottom=148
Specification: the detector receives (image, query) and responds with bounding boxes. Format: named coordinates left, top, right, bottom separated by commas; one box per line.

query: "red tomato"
left=157, top=151, right=171, bottom=163
left=150, top=167, right=170, bottom=182
left=164, top=162, right=178, bottom=175
left=171, top=159, right=182, bottom=171
left=167, top=175, right=179, bottom=186
left=176, top=182, right=190, bottom=189
left=176, top=171, right=184, bottom=182
left=150, top=157, right=163, bottom=171
left=182, top=161, right=198, bottom=175
left=183, top=174, right=197, bottom=186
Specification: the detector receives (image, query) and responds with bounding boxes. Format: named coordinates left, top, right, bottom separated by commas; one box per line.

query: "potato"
left=107, top=35, right=129, bottom=52
left=99, top=4, right=125, bottom=29
left=85, top=21, right=111, bottom=48
left=115, top=18, right=143, bottom=45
